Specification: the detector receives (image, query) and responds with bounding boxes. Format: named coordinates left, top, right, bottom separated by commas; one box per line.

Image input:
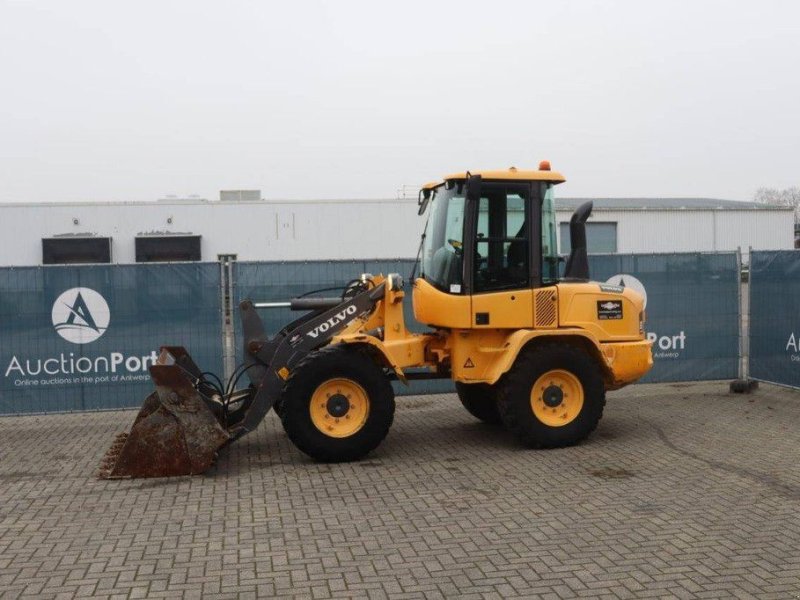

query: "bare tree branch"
left=754, top=186, right=800, bottom=221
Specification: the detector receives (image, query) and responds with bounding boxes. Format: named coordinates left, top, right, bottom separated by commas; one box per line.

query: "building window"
left=559, top=222, right=617, bottom=254
left=135, top=235, right=201, bottom=262
left=42, top=237, right=112, bottom=264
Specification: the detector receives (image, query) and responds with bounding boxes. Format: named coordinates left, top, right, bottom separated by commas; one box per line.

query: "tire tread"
left=497, top=343, right=605, bottom=448
left=280, top=344, right=395, bottom=462
left=455, top=382, right=502, bottom=425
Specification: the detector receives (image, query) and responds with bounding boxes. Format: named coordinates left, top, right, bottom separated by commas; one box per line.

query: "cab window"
left=541, top=185, right=559, bottom=284
left=420, top=187, right=466, bottom=292
left=474, top=183, right=530, bottom=292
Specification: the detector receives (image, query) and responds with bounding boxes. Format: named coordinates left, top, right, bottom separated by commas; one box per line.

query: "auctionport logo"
left=786, top=332, right=800, bottom=362
left=52, top=287, right=109, bottom=344
left=4, top=286, right=156, bottom=387
left=605, top=273, right=648, bottom=308
left=605, top=274, right=686, bottom=359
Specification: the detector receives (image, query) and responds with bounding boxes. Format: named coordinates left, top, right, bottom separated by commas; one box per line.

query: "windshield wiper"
left=409, top=231, right=426, bottom=281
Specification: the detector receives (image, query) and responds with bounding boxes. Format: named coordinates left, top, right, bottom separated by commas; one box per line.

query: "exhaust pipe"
left=563, top=201, right=593, bottom=281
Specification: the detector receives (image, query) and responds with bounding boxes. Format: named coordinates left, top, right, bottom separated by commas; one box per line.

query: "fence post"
left=745, top=246, right=754, bottom=383
left=730, top=246, right=757, bottom=393
left=218, top=255, right=237, bottom=383
left=737, top=246, right=744, bottom=381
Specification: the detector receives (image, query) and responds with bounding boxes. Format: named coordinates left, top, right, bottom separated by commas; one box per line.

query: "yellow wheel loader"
left=98, top=162, right=653, bottom=478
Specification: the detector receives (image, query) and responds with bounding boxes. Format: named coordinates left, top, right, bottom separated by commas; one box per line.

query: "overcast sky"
left=1, top=0, right=798, bottom=203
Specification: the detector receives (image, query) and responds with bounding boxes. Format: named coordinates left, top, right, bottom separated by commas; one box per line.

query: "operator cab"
left=417, top=162, right=569, bottom=297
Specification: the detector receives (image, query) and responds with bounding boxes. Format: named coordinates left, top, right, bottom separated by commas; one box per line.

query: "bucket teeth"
left=97, top=357, right=231, bottom=479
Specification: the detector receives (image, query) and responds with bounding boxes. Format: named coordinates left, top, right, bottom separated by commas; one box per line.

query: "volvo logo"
left=306, top=305, right=359, bottom=339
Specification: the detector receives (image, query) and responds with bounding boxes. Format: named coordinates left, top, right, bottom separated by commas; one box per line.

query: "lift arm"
left=230, top=279, right=388, bottom=437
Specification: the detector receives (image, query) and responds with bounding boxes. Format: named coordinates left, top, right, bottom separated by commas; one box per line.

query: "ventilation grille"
left=535, top=290, right=557, bottom=328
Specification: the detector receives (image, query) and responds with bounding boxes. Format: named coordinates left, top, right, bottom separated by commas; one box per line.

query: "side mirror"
left=465, top=173, right=481, bottom=204
left=417, top=188, right=432, bottom=216
left=563, top=201, right=593, bottom=280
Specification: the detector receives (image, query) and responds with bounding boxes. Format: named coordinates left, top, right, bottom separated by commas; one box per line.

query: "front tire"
left=280, top=346, right=395, bottom=462
left=497, top=344, right=605, bottom=448
left=455, top=382, right=502, bottom=425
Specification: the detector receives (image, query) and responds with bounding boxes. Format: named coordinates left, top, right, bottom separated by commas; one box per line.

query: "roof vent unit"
left=220, top=190, right=261, bottom=202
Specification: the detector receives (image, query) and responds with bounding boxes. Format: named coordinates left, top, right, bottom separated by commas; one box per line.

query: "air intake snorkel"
left=563, top=201, right=593, bottom=281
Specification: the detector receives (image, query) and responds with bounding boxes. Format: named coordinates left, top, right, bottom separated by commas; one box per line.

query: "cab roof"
left=422, top=165, right=566, bottom=190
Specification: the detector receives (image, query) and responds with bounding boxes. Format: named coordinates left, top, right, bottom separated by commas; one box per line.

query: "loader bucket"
left=98, top=356, right=231, bottom=479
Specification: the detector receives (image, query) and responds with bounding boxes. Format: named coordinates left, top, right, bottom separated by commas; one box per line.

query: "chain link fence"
left=0, top=252, right=747, bottom=414
left=232, top=260, right=453, bottom=395
left=749, top=250, right=800, bottom=387
left=588, top=252, right=741, bottom=383
left=0, top=263, right=223, bottom=414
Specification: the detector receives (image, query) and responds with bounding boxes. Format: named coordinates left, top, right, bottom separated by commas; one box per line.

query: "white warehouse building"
left=0, top=192, right=793, bottom=267
left=554, top=197, right=795, bottom=260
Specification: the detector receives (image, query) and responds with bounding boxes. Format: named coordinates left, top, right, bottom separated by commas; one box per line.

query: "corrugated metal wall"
left=0, top=200, right=793, bottom=266
left=0, top=200, right=425, bottom=266
left=556, top=210, right=794, bottom=260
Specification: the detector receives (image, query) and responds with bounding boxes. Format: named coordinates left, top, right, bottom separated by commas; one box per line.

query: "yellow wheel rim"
left=530, top=369, right=584, bottom=427
left=309, top=378, right=370, bottom=438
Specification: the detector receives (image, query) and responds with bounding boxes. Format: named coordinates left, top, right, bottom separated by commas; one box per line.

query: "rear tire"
left=497, top=343, right=605, bottom=448
left=280, top=345, right=395, bottom=462
left=455, top=382, right=502, bottom=425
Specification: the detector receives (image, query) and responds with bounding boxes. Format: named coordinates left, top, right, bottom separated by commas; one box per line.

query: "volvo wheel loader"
left=98, top=162, right=653, bottom=478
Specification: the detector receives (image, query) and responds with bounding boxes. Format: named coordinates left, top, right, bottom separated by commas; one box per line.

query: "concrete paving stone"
left=2, top=382, right=800, bottom=597
left=127, top=585, right=149, bottom=599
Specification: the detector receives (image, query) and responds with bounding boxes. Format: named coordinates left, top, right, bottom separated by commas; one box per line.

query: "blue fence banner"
left=0, top=263, right=223, bottom=415
left=749, top=250, right=800, bottom=387
left=234, top=253, right=739, bottom=391
left=0, top=253, right=743, bottom=415
left=588, top=252, right=740, bottom=383
left=233, top=260, right=454, bottom=395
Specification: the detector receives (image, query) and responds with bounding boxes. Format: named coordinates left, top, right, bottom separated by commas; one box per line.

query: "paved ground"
left=1, top=381, right=800, bottom=599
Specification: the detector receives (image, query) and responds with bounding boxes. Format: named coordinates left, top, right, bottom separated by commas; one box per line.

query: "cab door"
left=467, top=180, right=535, bottom=329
